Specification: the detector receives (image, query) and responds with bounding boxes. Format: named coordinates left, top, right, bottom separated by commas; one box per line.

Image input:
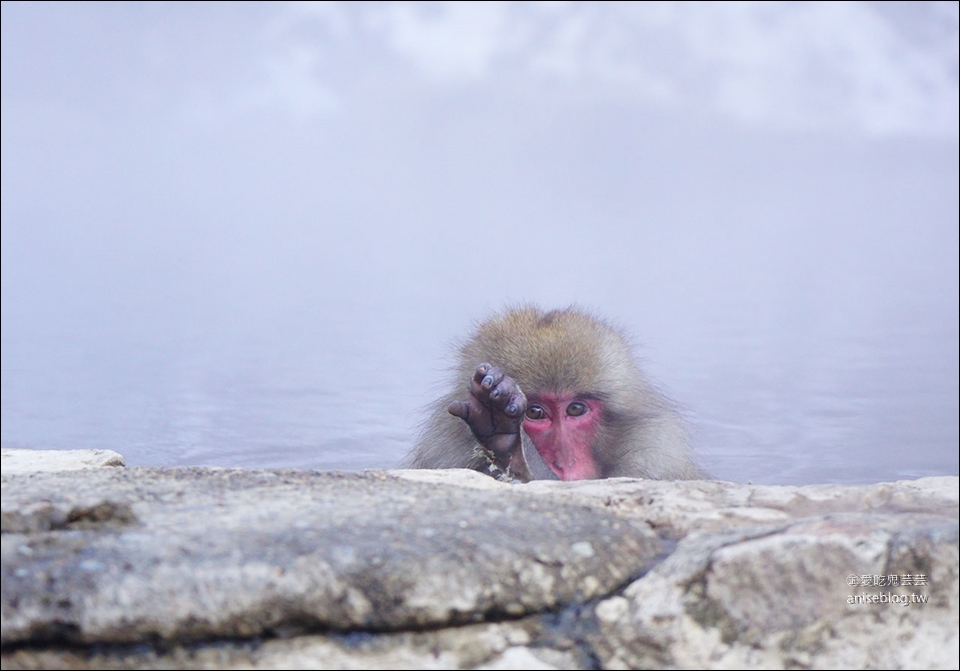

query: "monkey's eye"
left=566, top=402, right=587, bottom=417
left=525, top=405, right=545, bottom=420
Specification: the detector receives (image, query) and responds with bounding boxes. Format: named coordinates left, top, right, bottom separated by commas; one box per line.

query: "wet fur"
left=406, top=306, right=707, bottom=480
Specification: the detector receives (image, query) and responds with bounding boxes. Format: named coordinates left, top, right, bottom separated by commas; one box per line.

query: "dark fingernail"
left=482, top=375, right=493, bottom=388
left=491, top=388, right=500, bottom=398
left=506, top=404, right=517, bottom=415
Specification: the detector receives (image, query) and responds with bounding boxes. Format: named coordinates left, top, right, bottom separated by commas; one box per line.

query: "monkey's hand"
left=448, top=364, right=531, bottom=481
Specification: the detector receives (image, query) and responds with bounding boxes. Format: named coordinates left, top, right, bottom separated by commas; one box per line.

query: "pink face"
left=522, top=394, right=603, bottom=481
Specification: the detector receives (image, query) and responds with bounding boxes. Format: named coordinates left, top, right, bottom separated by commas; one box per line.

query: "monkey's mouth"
left=532, top=442, right=598, bottom=481
left=550, top=459, right=598, bottom=481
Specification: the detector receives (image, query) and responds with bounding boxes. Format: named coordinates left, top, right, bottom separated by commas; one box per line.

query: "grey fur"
left=406, top=306, right=707, bottom=480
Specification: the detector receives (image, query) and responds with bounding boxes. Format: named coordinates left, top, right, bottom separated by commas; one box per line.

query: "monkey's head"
left=460, top=306, right=652, bottom=480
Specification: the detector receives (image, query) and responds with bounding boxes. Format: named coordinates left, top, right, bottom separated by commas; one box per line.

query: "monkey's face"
left=522, top=393, right=603, bottom=481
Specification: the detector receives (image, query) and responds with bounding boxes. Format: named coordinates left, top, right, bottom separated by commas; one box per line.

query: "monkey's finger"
left=504, top=391, right=527, bottom=418
left=488, top=375, right=525, bottom=412
left=471, top=363, right=493, bottom=384
left=471, top=366, right=505, bottom=397
left=447, top=400, right=470, bottom=420
left=481, top=367, right=504, bottom=391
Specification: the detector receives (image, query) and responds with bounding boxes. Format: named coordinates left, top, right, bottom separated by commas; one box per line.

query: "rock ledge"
left=1, top=449, right=956, bottom=670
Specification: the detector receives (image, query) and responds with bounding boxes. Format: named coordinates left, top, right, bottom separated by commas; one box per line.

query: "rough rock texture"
left=1, top=468, right=658, bottom=645
left=516, top=475, right=959, bottom=538
left=1, top=450, right=957, bottom=670
left=590, top=513, right=958, bottom=669
left=1, top=448, right=125, bottom=473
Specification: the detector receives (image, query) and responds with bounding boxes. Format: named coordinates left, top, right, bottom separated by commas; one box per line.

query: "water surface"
left=2, top=3, right=957, bottom=485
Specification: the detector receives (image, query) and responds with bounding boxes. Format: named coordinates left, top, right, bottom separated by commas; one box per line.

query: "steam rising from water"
left=2, top=2, right=957, bottom=484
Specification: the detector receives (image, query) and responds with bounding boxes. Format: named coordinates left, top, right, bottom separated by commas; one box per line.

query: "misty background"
left=2, top=2, right=957, bottom=484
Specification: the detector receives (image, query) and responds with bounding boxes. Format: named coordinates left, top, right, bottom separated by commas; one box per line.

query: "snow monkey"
left=406, top=306, right=707, bottom=482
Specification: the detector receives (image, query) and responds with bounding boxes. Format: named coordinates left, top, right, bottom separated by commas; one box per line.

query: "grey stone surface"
left=590, top=512, right=959, bottom=669
left=1, top=448, right=125, bottom=473
left=1, top=464, right=957, bottom=670
left=1, top=467, right=659, bottom=646
left=516, top=475, right=959, bottom=539
left=0, top=619, right=584, bottom=670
